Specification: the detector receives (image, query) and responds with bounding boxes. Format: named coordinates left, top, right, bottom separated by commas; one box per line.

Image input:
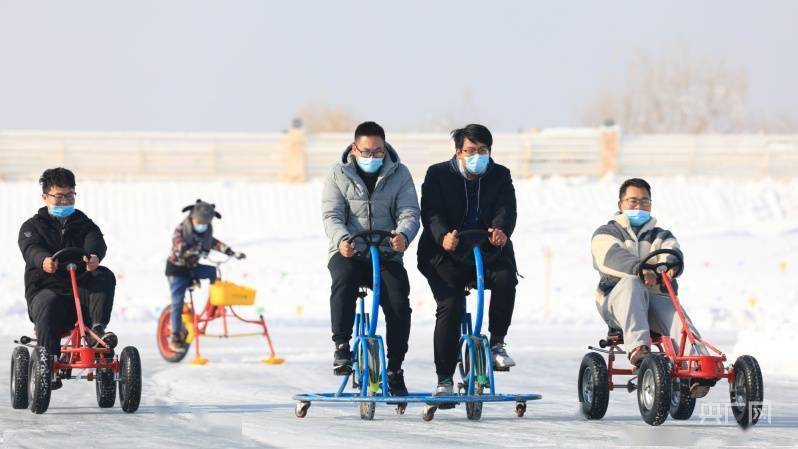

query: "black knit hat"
left=182, top=199, right=221, bottom=224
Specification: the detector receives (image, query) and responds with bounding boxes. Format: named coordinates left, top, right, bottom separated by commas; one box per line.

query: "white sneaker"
left=491, top=343, right=516, bottom=369
left=434, top=378, right=455, bottom=409
left=434, top=379, right=454, bottom=396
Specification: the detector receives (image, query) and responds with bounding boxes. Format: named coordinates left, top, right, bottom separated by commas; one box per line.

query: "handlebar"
left=347, top=230, right=393, bottom=248
left=201, top=254, right=236, bottom=266
left=455, top=229, right=491, bottom=247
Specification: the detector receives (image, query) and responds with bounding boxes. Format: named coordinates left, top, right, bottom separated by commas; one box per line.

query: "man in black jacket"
left=417, top=124, right=519, bottom=397
left=18, top=168, right=117, bottom=365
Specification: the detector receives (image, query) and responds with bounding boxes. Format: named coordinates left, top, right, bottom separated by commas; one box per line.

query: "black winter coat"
left=417, top=157, right=518, bottom=273
left=18, top=207, right=108, bottom=302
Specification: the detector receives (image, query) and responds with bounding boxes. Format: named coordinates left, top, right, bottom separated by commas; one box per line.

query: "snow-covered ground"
left=1, top=177, right=797, bottom=447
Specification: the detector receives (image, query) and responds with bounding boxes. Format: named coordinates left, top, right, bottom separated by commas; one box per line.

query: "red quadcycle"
left=578, top=249, right=764, bottom=427
left=10, top=247, right=142, bottom=414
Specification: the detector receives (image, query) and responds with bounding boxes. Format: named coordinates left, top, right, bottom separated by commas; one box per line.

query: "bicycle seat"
left=462, top=279, right=480, bottom=296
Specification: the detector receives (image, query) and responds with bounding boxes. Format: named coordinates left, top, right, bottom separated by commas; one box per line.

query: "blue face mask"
left=623, top=209, right=651, bottom=226
left=357, top=156, right=383, bottom=174
left=465, top=154, right=489, bottom=175
left=193, top=223, right=209, bottom=233
left=49, top=205, right=75, bottom=219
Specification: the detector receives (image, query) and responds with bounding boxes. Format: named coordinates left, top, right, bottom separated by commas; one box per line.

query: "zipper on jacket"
left=459, top=177, right=483, bottom=229
left=476, top=177, right=482, bottom=221
left=459, top=178, right=468, bottom=228
left=367, top=198, right=373, bottom=233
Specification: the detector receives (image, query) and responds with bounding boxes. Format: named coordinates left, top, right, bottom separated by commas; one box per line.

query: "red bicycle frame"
left=52, top=264, right=117, bottom=376
left=604, top=273, right=732, bottom=390
left=186, top=283, right=282, bottom=364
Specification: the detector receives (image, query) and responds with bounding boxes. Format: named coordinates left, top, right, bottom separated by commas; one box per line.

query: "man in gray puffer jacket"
left=322, top=121, right=420, bottom=397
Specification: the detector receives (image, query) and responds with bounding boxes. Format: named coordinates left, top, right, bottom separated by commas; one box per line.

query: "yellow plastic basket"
left=209, top=280, right=257, bottom=306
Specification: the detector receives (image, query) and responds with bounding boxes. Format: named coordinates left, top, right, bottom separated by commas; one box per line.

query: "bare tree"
left=583, top=48, right=748, bottom=134
left=751, top=113, right=798, bottom=133
left=412, top=87, right=483, bottom=132
left=296, top=104, right=357, bottom=133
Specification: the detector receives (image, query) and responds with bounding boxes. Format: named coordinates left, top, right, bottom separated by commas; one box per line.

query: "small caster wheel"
left=516, top=401, right=526, bottom=417
left=295, top=401, right=310, bottom=418
left=422, top=404, right=437, bottom=421
left=395, top=403, right=407, bottom=415
left=466, top=401, right=483, bottom=420
left=360, top=401, right=375, bottom=420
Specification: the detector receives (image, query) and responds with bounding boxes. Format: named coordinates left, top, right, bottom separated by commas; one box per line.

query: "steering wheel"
left=639, top=248, right=684, bottom=281
left=346, top=230, right=395, bottom=259
left=51, top=247, right=90, bottom=269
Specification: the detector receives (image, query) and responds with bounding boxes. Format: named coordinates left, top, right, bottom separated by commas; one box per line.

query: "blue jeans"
left=168, top=265, right=217, bottom=334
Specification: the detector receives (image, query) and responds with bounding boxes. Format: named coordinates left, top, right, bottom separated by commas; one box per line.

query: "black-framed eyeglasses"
left=621, top=197, right=652, bottom=207
left=461, top=146, right=490, bottom=156
left=353, top=143, right=385, bottom=158
left=45, top=192, right=77, bottom=201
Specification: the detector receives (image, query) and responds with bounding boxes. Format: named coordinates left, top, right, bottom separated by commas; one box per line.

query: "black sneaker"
left=51, top=354, right=64, bottom=390
left=88, top=325, right=118, bottom=349
left=168, top=332, right=188, bottom=353
left=333, top=343, right=352, bottom=375
left=387, top=369, right=408, bottom=397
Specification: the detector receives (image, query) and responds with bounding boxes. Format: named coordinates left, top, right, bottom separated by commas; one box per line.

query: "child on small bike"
left=165, top=199, right=245, bottom=352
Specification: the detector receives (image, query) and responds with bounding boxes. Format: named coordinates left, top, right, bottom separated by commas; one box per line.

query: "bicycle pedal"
left=334, top=365, right=353, bottom=376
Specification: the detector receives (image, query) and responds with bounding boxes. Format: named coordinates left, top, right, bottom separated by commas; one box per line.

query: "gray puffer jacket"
left=322, top=143, right=420, bottom=262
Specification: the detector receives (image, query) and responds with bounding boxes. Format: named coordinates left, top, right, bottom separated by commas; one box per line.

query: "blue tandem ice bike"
left=293, top=229, right=541, bottom=421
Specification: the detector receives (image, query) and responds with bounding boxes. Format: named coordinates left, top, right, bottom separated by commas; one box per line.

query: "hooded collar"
left=180, top=216, right=215, bottom=250
left=448, top=154, right=494, bottom=180
left=36, top=206, right=89, bottom=227
left=340, top=142, right=400, bottom=186
left=612, top=211, right=657, bottom=240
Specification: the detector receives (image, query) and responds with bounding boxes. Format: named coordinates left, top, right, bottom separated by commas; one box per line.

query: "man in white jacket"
left=590, top=178, right=708, bottom=395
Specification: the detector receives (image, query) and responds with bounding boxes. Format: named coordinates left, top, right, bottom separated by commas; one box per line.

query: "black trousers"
left=421, top=256, right=517, bottom=377
left=328, top=253, right=411, bottom=371
left=28, top=267, right=116, bottom=355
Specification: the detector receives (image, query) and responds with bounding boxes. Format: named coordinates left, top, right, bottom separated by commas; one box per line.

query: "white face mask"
left=193, top=223, right=208, bottom=233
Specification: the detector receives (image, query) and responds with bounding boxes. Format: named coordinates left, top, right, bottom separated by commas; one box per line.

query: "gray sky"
left=1, top=0, right=796, bottom=132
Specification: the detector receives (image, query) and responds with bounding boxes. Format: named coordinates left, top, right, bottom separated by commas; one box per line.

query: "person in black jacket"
left=417, top=124, right=519, bottom=397
left=18, top=168, right=117, bottom=368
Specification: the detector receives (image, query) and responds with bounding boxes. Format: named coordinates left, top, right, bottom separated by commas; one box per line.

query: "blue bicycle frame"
left=459, top=245, right=497, bottom=396
left=293, top=230, right=542, bottom=419
left=336, top=246, right=389, bottom=399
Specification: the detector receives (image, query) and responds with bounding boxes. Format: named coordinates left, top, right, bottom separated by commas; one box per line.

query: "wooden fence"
left=1, top=127, right=795, bottom=181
